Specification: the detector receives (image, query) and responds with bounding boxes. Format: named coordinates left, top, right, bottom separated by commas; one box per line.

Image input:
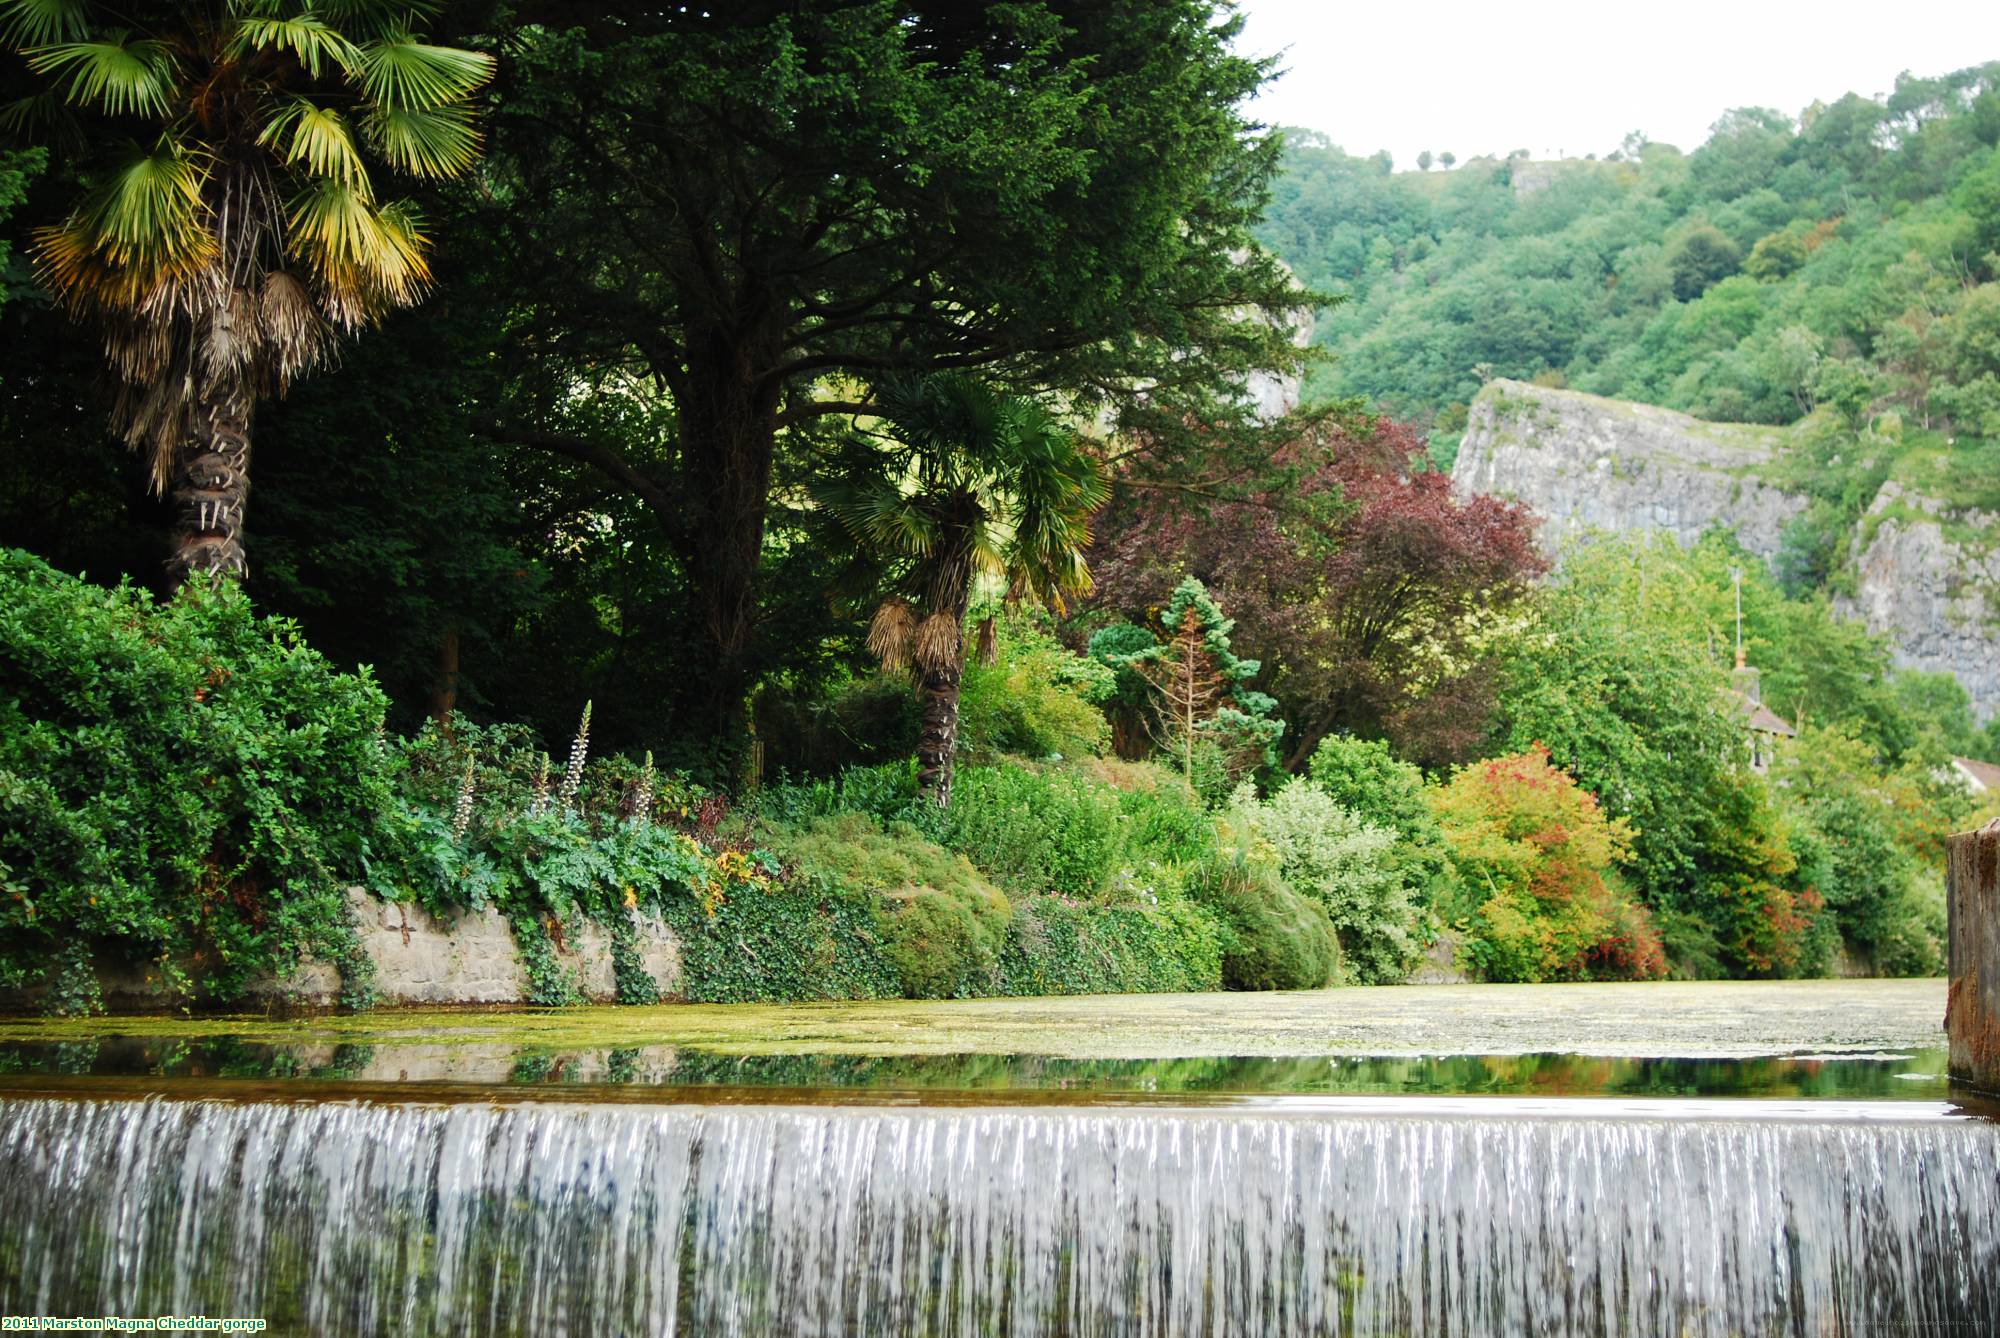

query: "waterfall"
left=0, top=1095, right=1993, bottom=1335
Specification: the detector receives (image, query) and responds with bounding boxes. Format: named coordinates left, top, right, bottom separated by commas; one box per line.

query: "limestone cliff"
left=1452, top=380, right=1806, bottom=559
left=1841, top=484, right=2000, bottom=721
left=1453, top=379, right=2000, bottom=720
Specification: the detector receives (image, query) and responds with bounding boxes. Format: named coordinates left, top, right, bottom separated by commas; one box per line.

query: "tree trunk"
left=914, top=537, right=978, bottom=807
left=433, top=623, right=462, bottom=725
left=677, top=326, right=783, bottom=769
left=168, top=365, right=254, bottom=588
left=917, top=661, right=963, bottom=806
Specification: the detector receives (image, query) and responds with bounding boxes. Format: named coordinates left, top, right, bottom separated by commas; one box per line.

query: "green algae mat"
left=0, top=978, right=1954, bottom=1102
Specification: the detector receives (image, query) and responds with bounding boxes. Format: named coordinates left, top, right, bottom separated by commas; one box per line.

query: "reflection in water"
left=0, top=1094, right=1993, bottom=1336
left=0, top=1034, right=1955, bottom=1099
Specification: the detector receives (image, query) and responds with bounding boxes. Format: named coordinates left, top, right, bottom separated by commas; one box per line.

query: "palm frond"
left=818, top=474, right=940, bottom=556
left=0, top=88, right=83, bottom=148
left=27, top=33, right=178, bottom=118
left=357, top=35, right=493, bottom=110
left=363, top=102, right=480, bottom=178
left=227, top=14, right=361, bottom=79
left=0, top=0, right=89, bottom=49
left=913, top=612, right=962, bottom=674
left=258, top=269, right=332, bottom=387
left=36, top=138, right=215, bottom=312
left=867, top=599, right=916, bottom=673
left=874, top=371, right=1009, bottom=467
left=287, top=180, right=429, bottom=324
left=312, top=0, right=442, bottom=34
left=199, top=284, right=258, bottom=386
left=110, top=360, right=191, bottom=491
left=260, top=98, right=369, bottom=186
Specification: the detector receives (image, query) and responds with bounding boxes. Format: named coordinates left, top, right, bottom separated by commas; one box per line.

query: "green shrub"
left=757, top=760, right=920, bottom=827
left=1095, top=760, right=1216, bottom=866
left=999, top=895, right=1223, bottom=995
left=1228, top=780, right=1422, bottom=983
left=1183, top=851, right=1340, bottom=991
left=1306, top=734, right=1455, bottom=914
left=0, top=551, right=389, bottom=1011
left=1431, top=745, right=1666, bottom=982
left=878, top=887, right=1011, bottom=998
left=958, top=610, right=1112, bottom=761
left=768, top=812, right=993, bottom=899
left=936, top=762, right=1125, bottom=897
left=660, top=873, right=900, bottom=1003
left=761, top=811, right=1013, bottom=998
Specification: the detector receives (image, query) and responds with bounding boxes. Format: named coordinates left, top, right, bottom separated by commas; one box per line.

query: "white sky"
left=1239, top=1, right=2000, bottom=166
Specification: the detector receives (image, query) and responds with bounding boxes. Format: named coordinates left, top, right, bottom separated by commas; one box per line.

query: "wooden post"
left=1946, top=817, right=2000, bottom=1091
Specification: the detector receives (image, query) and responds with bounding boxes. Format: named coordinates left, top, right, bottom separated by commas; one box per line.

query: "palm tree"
left=822, top=374, right=1107, bottom=806
left=1, top=0, right=492, bottom=584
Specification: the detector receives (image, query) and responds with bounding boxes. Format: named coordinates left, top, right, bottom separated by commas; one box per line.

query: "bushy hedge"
left=1184, top=851, right=1341, bottom=991
left=0, top=552, right=387, bottom=1011
left=1227, top=780, right=1422, bottom=983
left=763, top=812, right=1010, bottom=998
left=936, top=763, right=1125, bottom=897
left=1000, top=895, right=1223, bottom=995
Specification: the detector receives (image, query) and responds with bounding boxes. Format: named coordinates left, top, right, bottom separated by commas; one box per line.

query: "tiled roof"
left=1732, top=691, right=1796, bottom=737
left=1954, top=756, right=2000, bottom=792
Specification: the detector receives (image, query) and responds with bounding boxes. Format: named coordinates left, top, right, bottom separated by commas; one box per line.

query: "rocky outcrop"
left=1839, top=484, right=2000, bottom=722
left=1453, top=379, right=1806, bottom=560
left=1454, top=379, right=2000, bottom=720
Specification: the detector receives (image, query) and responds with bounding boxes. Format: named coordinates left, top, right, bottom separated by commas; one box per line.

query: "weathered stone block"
left=350, top=887, right=682, bottom=1006
left=1946, top=818, right=2000, bottom=1091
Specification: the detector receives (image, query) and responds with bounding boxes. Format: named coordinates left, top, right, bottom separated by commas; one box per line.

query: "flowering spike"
left=559, top=700, right=592, bottom=810
left=450, top=756, right=477, bottom=840
left=528, top=752, right=551, bottom=817
left=634, top=749, right=656, bottom=824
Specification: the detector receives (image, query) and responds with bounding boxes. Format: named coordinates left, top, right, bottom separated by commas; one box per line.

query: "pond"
left=0, top=978, right=1991, bottom=1335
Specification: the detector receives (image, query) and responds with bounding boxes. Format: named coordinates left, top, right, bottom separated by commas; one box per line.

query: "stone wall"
left=1947, top=819, right=2000, bottom=1092
left=8, top=888, right=682, bottom=1012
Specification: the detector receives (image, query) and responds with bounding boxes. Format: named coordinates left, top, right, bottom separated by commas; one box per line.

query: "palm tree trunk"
left=168, top=368, right=254, bottom=588
left=915, top=536, right=977, bottom=807
left=433, top=622, right=461, bottom=725
left=917, top=660, right=963, bottom=806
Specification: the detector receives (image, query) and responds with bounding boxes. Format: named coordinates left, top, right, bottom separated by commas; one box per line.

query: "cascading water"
left=0, top=1094, right=1993, bottom=1336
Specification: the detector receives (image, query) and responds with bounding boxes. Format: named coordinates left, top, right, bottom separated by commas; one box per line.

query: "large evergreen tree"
left=474, top=1, right=1309, bottom=755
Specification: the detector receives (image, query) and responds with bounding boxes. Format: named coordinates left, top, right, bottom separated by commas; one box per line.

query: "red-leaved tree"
left=1087, top=415, right=1544, bottom=769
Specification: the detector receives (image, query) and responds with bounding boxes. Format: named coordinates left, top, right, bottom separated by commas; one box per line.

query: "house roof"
left=1732, top=692, right=1796, bottom=737
left=1953, top=756, right=2000, bottom=793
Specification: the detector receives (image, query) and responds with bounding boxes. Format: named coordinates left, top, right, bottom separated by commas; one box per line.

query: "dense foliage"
left=1495, top=532, right=1981, bottom=974
left=1258, top=65, right=2000, bottom=629
left=0, top=16, right=1985, bottom=1012
left=0, top=551, right=386, bottom=1010
left=1261, top=65, right=2000, bottom=438
left=1087, top=414, right=1543, bottom=768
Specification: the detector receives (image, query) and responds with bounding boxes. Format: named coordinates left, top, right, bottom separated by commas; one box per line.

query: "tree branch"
left=477, top=419, right=683, bottom=540
left=772, top=399, right=875, bottom=430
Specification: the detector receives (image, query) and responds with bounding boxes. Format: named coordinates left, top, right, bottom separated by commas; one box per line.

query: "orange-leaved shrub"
left=1431, top=744, right=1666, bottom=982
